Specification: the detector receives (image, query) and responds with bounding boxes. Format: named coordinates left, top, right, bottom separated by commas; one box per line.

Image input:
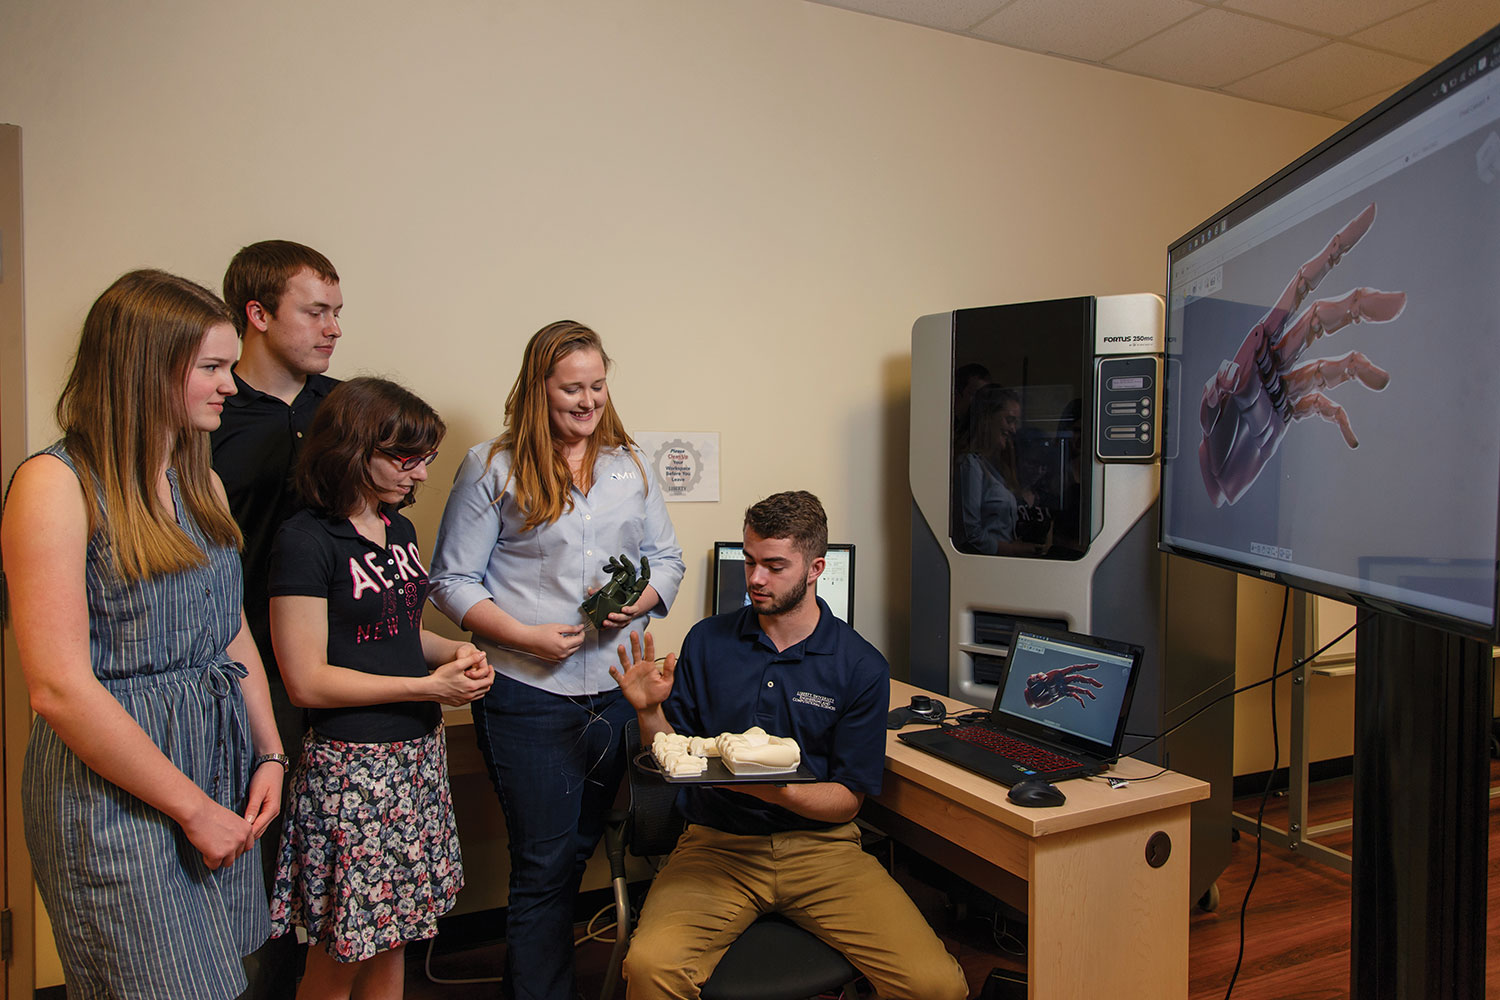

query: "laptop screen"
left=992, top=627, right=1143, bottom=757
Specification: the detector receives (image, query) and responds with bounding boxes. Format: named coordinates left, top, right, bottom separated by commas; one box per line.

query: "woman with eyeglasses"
left=265, top=377, right=493, bottom=999
left=429, top=320, right=684, bottom=1000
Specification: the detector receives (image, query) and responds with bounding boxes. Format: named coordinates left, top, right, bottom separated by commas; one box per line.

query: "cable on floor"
left=1223, top=586, right=1289, bottom=1000
left=422, top=901, right=623, bottom=986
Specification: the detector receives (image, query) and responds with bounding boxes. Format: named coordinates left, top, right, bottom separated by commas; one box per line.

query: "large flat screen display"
left=1160, top=25, right=1500, bottom=640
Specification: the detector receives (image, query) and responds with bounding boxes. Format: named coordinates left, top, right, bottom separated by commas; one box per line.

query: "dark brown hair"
left=297, top=377, right=445, bottom=518
left=744, top=491, right=828, bottom=563
left=222, top=240, right=339, bottom=336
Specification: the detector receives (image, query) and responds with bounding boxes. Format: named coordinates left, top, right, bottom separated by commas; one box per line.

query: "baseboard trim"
left=1232, top=754, right=1353, bottom=798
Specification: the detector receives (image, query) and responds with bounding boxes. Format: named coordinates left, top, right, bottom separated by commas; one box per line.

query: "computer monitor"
left=712, top=542, right=855, bottom=625
left=1158, top=24, right=1500, bottom=641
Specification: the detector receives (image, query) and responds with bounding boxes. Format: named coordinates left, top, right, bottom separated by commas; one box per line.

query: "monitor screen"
left=712, top=542, right=855, bottom=625
left=1159, top=26, right=1500, bottom=640
left=993, top=627, right=1143, bottom=757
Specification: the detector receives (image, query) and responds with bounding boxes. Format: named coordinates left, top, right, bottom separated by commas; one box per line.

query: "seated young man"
left=610, top=491, right=969, bottom=1000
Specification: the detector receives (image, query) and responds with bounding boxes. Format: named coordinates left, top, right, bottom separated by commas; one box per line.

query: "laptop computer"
left=898, top=625, right=1144, bottom=786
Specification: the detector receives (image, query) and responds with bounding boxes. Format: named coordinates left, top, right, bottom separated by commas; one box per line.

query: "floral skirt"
left=270, top=724, right=463, bottom=962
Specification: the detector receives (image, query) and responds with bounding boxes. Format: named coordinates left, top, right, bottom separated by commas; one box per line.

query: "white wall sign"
left=635, top=432, right=720, bottom=502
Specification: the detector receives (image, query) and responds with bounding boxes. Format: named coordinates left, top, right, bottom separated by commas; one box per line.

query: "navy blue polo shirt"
left=666, top=597, right=890, bottom=835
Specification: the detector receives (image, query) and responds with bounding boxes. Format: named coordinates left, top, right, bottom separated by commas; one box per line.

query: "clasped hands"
left=430, top=641, right=493, bottom=707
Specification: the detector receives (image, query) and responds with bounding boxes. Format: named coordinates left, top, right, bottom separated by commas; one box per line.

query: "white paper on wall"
left=634, top=432, right=720, bottom=503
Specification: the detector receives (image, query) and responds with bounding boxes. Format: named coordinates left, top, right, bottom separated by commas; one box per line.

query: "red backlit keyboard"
left=948, top=724, right=1081, bottom=773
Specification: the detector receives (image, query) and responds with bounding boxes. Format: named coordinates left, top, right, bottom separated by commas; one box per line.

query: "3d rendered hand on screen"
left=579, top=554, right=651, bottom=629
left=1198, top=203, right=1406, bottom=507
left=1023, top=662, right=1103, bottom=709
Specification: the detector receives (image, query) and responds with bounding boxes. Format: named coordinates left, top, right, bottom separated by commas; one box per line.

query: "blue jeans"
left=472, top=673, right=634, bottom=1000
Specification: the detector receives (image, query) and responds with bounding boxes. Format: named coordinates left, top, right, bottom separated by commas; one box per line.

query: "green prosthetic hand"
left=579, top=554, right=651, bottom=629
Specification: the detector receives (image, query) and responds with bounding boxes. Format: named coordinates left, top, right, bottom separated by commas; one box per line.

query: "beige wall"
left=1232, top=583, right=1357, bottom=776
left=1, top=0, right=1344, bottom=987
left=0, top=0, right=1337, bottom=661
left=1232, top=586, right=1498, bottom=777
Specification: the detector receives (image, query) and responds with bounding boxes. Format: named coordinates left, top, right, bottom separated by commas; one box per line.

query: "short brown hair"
left=744, top=491, right=827, bottom=563
left=222, top=240, right=339, bottom=336
left=297, top=378, right=445, bottom=519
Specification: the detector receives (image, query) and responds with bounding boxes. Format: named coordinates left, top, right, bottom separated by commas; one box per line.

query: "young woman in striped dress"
left=1, top=269, right=288, bottom=998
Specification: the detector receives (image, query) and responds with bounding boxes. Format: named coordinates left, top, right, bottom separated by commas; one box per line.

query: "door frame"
left=0, top=120, right=33, bottom=1000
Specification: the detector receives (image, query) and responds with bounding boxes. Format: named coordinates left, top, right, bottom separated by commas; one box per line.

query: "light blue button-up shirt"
left=428, top=440, right=685, bottom=696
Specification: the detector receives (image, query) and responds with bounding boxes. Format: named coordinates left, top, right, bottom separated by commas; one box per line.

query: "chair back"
left=623, top=719, right=687, bottom=857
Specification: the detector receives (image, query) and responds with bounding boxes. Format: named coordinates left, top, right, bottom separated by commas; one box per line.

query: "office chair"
left=599, top=723, right=862, bottom=1000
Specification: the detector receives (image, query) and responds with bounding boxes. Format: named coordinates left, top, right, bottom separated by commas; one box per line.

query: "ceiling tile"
left=802, top=0, right=1491, bottom=120
left=1106, top=8, right=1325, bottom=88
left=1223, top=43, right=1428, bottom=114
left=806, top=0, right=1011, bottom=33
left=1353, top=0, right=1500, bottom=63
left=1221, top=0, right=1427, bottom=37
left=969, top=0, right=1201, bottom=62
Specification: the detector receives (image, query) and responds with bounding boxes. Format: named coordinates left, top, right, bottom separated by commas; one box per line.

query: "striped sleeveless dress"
left=19, top=444, right=270, bottom=999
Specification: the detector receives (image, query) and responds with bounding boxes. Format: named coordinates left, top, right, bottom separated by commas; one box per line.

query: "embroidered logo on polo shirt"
left=793, top=691, right=835, bottom=711
left=611, top=471, right=638, bottom=480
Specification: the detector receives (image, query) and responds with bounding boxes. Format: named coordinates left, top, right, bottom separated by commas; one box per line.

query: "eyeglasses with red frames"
left=379, top=449, right=439, bottom=471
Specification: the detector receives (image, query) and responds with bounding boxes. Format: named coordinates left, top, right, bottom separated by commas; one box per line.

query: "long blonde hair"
left=488, top=320, right=645, bottom=532
left=56, top=269, right=242, bottom=580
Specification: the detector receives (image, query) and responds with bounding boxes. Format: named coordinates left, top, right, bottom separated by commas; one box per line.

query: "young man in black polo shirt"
left=610, top=492, right=968, bottom=1000
left=210, top=239, right=342, bottom=999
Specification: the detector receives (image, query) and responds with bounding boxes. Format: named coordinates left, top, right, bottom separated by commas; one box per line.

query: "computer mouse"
left=1007, top=778, right=1067, bottom=808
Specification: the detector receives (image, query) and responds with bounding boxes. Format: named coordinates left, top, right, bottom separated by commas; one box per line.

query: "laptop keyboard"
left=949, top=723, right=1082, bottom=773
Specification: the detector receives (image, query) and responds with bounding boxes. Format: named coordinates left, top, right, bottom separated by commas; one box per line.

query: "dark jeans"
left=472, top=673, right=634, bottom=1000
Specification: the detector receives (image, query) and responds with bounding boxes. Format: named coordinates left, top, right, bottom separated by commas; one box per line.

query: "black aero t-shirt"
left=268, top=507, right=441, bottom=743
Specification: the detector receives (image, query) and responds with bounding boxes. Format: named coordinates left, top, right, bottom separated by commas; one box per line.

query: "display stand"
left=1350, top=613, right=1491, bottom=999
left=1231, top=595, right=1354, bottom=873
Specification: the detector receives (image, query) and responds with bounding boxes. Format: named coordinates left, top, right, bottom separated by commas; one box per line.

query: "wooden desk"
left=866, top=680, right=1209, bottom=1000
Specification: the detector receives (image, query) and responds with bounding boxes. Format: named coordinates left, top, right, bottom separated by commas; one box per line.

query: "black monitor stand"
left=1351, top=613, right=1492, bottom=998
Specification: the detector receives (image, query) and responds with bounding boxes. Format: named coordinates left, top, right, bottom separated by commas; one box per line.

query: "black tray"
left=632, top=749, right=818, bottom=785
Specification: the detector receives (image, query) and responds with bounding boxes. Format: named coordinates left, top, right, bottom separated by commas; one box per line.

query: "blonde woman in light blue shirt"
left=429, top=320, right=683, bottom=1000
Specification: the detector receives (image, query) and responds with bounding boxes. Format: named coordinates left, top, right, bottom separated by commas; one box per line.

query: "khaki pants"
left=622, top=822, right=969, bottom=1000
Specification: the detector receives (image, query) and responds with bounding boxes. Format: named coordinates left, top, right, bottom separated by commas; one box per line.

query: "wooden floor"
left=1189, top=771, right=1500, bottom=1000
left=405, top=773, right=1500, bottom=999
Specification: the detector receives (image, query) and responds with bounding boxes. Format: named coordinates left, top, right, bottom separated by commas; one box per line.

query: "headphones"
left=886, top=695, right=947, bottom=729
